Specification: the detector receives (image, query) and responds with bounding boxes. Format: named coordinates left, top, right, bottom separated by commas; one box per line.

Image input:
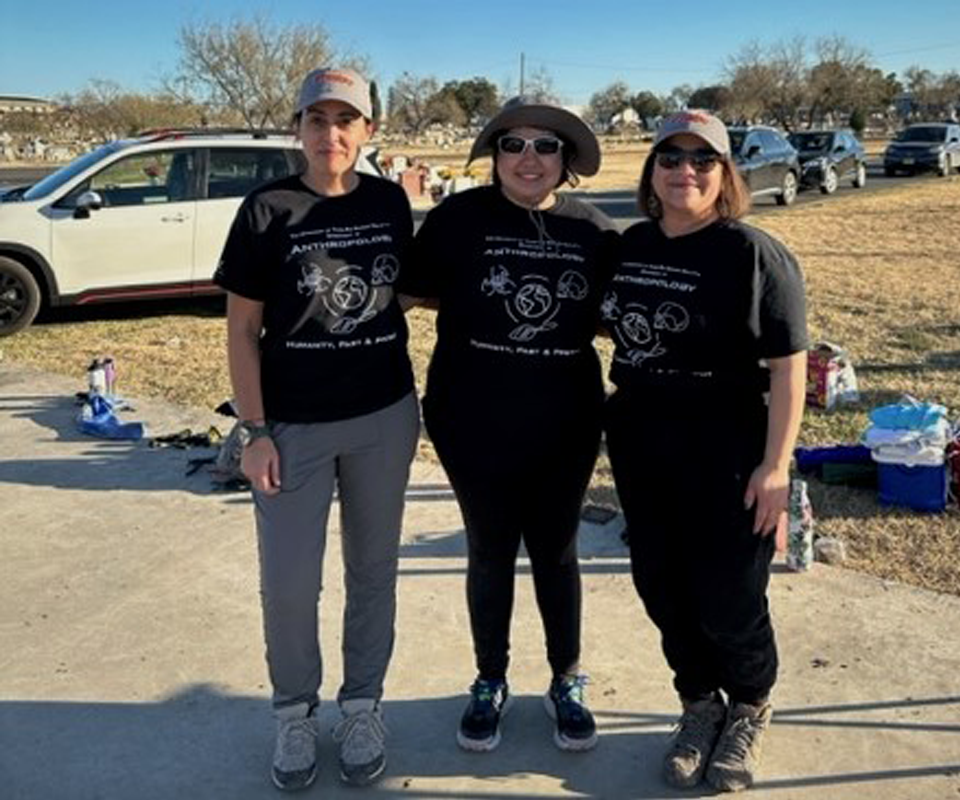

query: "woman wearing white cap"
left=601, top=110, right=807, bottom=792
left=214, top=67, right=419, bottom=791
left=400, top=96, right=618, bottom=754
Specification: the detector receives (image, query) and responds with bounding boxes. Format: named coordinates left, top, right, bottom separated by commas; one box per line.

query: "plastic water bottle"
left=786, top=478, right=814, bottom=572
left=87, top=359, right=107, bottom=396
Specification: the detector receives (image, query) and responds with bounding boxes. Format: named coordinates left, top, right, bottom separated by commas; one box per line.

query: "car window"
left=206, top=148, right=294, bottom=199
left=897, top=126, right=947, bottom=143
left=728, top=131, right=746, bottom=155
left=789, top=132, right=831, bottom=152
left=759, top=130, right=782, bottom=152
left=60, top=150, right=197, bottom=208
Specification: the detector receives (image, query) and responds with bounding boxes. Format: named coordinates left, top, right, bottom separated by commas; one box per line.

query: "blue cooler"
left=877, top=462, right=948, bottom=513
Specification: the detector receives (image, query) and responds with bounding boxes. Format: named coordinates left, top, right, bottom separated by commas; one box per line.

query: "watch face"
left=239, top=422, right=268, bottom=446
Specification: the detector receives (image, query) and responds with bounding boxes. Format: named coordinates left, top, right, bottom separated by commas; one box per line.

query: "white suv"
left=0, top=129, right=379, bottom=335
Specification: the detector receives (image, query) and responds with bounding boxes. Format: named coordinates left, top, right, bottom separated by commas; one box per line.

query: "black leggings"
left=427, top=405, right=600, bottom=680
left=605, top=392, right=778, bottom=705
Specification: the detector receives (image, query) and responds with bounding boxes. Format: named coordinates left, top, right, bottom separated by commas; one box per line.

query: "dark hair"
left=490, top=130, right=581, bottom=189
left=637, top=147, right=751, bottom=220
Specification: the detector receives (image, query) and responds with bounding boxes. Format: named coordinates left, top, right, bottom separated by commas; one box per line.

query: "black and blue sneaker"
left=457, top=677, right=512, bottom=751
left=544, top=674, right=598, bottom=751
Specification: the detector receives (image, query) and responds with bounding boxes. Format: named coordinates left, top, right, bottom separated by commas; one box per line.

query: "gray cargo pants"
left=254, top=391, right=419, bottom=709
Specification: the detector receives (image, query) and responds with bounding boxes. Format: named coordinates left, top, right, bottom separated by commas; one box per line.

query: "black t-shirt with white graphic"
left=604, top=218, right=807, bottom=407
left=214, top=173, right=414, bottom=423
left=402, top=185, right=618, bottom=427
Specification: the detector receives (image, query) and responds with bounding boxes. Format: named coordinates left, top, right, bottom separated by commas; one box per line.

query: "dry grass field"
left=3, top=144, right=959, bottom=595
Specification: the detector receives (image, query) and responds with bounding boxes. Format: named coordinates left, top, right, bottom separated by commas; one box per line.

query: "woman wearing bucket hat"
left=214, top=67, right=419, bottom=791
left=601, top=110, right=808, bottom=792
left=399, top=96, right=617, bottom=753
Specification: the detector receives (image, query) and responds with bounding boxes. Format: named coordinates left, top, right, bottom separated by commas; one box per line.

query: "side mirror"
left=73, top=190, right=103, bottom=219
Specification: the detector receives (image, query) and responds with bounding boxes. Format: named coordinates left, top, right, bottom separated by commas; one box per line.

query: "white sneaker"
left=271, top=702, right=319, bottom=791
left=333, top=699, right=388, bottom=786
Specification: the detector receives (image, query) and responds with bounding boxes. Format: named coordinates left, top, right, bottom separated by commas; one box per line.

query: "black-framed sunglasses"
left=655, top=147, right=721, bottom=173
left=497, top=135, right=564, bottom=156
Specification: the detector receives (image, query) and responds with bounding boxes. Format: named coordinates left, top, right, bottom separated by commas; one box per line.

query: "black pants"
left=605, top=390, right=778, bottom=705
left=426, top=395, right=601, bottom=681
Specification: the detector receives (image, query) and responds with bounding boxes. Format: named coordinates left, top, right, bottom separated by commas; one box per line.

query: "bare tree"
left=523, top=66, right=560, bottom=105
left=387, top=73, right=446, bottom=135
left=587, top=81, right=632, bottom=130
left=726, top=38, right=807, bottom=129
left=171, top=14, right=366, bottom=129
left=64, top=80, right=205, bottom=140
left=663, top=84, right=694, bottom=114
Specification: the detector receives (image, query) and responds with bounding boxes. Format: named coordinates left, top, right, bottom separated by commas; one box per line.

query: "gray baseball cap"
left=296, top=67, right=372, bottom=119
left=653, top=110, right=730, bottom=156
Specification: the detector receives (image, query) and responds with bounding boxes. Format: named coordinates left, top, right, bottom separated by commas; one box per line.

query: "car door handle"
left=160, top=213, right=189, bottom=223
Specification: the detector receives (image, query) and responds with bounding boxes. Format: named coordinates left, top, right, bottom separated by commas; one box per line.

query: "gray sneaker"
left=706, top=701, right=773, bottom=792
left=663, top=695, right=727, bottom=788
left=333, top=699, right=388, bottom=786
left=271, top=703, right=319, bottom=792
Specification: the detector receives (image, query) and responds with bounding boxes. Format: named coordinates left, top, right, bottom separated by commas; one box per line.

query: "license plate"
left=902, top=158, right=914, bottom=165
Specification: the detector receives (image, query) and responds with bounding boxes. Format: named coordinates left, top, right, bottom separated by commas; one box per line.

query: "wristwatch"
left=237, top=420, right=271, bottom=447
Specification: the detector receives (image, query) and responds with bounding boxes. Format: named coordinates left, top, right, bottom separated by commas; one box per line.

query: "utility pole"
left=519, top=52, right=525, bottom=96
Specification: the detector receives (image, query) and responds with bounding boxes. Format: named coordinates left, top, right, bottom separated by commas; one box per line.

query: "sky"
left=2, top=0, right=959, bottom=107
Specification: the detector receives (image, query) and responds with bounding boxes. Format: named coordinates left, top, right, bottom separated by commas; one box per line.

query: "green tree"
left=587, top=81, right=632, bottom=130
left=443, top=78, right=499, bottom=126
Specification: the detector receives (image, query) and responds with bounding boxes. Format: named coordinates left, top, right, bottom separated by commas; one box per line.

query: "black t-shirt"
left=402, top=186, right=618, bottom=425
left=214, top=173, right=414, bottom=423
left=604, top=218, right=808, bottom=409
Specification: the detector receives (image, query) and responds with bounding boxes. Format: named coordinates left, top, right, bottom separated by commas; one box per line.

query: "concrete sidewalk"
left=1, top=361, right=959, bottom=800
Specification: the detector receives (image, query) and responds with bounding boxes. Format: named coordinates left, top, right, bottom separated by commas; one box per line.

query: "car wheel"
left=819, top=166, right=838, bottom=195
left=0, top=256, right=42, bottom=337
left=775, top=171, right=798, bottom=206
left=853, top=162, right=867, bottom=188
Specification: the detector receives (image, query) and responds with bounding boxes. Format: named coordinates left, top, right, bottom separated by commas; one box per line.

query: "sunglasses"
left=655, top=148, right=721, bottom=172
left=498, top=135, right=564, bottom=156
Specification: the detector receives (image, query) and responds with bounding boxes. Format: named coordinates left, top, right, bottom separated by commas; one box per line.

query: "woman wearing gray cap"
left=601, top=110, right=807, bottom=792
left=400, top=96, right=617, bottom=754
left=214, top=67, right=418, bottom=791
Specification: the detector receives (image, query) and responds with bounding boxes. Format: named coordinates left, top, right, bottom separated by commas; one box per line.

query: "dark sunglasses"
left=498, top=135, right=564, bottom=156
left=655, top=148, right=721, bottom=172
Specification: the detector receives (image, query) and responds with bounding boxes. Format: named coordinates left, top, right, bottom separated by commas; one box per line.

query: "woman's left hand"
left=744, top=461, right=790, bottom=536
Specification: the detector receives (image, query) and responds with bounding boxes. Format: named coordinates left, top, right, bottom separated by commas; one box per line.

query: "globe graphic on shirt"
left=621, top=310, right=653, bottom=344
left=513, top=283, right=553, bottom=319
left=332, top=275, right=368, bottom=311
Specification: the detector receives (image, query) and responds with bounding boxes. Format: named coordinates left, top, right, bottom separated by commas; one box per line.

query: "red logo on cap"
left=672, top=111, right=711, bottom=125
left=316, top=71, right=355, bottom=86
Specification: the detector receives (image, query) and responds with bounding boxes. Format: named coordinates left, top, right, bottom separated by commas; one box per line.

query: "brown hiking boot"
left=663, top=695, right=727, bottom=788
left=706, top=701, right=773, bottom=792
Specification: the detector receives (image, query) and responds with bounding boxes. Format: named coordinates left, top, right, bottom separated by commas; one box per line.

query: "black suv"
left=883, top=122, right=960, bottom=177
left=728, top=126, right=800, bottom=206
left=788, top=129, right=867, bottom=194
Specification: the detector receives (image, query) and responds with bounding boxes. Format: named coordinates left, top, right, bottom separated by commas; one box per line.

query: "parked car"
left=728, top=126, right=801, bottom=206
left=0, top=129, right=380, bottom=336
left=883, top=122, right=960, bottom=177
left=788, top=129, right=867, bottom=194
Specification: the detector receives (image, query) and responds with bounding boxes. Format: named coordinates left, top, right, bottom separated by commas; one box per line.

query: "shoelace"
left=277, top=717, right=317, bottom=767
left=716, top=714, right=761, bottom=761
left=671, top=708, right=720, bottom=751
left=333, top=710, right=388, bottom=761
left=554, top=675, right=589, bottom=714
left=469, top=680, right=504, bottom=706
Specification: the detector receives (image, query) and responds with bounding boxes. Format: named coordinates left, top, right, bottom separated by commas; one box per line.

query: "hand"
left=743, top=461, right=790, bottom=536
left=240, top=436, right=281, bottom=495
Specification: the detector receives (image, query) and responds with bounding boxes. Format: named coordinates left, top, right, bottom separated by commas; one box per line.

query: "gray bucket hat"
left=653, top=110, right=730, bottom=156
left=296, top=67, right=373, bottom=119
left=468, top=96, right=601, bottom=176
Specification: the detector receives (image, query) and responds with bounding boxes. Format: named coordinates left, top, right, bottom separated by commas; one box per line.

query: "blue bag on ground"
left=77, top=394, right=144, bottom=440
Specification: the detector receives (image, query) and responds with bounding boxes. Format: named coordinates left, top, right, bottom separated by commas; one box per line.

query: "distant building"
left=0, top=95, right=56, bottom=115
